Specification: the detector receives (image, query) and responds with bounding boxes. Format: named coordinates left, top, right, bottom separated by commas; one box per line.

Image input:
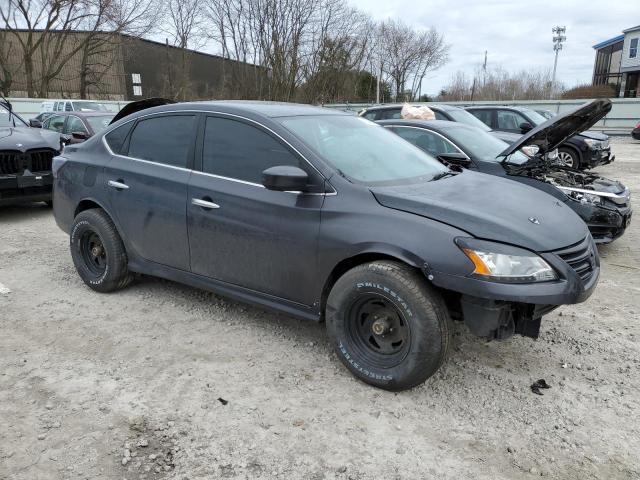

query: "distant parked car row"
left=360, top=104, right=613, bottom=170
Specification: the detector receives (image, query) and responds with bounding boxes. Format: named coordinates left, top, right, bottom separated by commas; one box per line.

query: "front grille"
left=29, top=149, right=54, bottom=172
left=0, top=151, right=20, bottom=175
left=0, top=149, right=55, bottom=175
left=554, top=236, right=596, bottom=282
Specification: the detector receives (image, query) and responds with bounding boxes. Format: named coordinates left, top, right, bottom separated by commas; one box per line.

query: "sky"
left=347, top=0, right=633, bottom=96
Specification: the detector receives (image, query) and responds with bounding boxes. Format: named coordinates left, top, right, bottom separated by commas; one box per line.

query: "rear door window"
left=105, top=123, right=133, bottom=154
left=127, top=114, right=197, bottom=168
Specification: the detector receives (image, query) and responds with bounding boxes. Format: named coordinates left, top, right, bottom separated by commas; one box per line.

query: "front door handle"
left=192, top=198, right=220, bottom=210
left=107, top=180, right=129, bottom=190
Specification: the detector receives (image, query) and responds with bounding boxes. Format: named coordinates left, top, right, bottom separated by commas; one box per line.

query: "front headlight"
left=456, top=238, right=558, bottom=283
left=565, top=189, right=603, bottom=205
left=583, top=138, right=602, bottom=150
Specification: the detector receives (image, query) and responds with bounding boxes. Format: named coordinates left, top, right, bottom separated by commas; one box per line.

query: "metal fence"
left=6, top=97, right=640, bottom=135
left=324, top=98, right=640, bottom=135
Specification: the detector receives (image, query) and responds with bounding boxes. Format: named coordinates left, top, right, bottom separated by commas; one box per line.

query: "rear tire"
left=70, top=209, right=133, bottom=292
left=326, top=261, right=451, bottom=391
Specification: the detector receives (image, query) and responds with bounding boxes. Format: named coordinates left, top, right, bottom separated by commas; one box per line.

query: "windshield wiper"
left=431, top=170, right=456, bottom=181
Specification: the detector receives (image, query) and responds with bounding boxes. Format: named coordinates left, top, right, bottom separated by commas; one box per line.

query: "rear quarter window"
left=104, top=123, right=133, bottom=155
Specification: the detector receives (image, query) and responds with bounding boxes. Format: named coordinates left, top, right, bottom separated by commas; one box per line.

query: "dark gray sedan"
left=52, top=100, right=597, bottom=390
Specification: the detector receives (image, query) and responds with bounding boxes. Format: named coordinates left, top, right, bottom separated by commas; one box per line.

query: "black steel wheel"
left=346, top=294, right=411, bottom=369
left=79, top=231, right=107, bottom=276
left=70, top=208, right=133, bottom=292
left=326, top=260, right=451, bottom=391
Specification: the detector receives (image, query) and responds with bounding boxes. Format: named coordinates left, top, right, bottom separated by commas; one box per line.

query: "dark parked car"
left=28, top=112, right=54, bottom=128
left=358, top=103, right=522, bottom=144
left=535, top=109, right=556, bottom=120
left=380, top=100, right=631, bottom=244
left=0, top=98, right=60, bottom=206
left=53, top=99, right=599, bottom=390
left=43, top=111, right=115, bottom=145
left=632, top=121, right=640, bottom=140
left=465, top=105, right=613, bottom=169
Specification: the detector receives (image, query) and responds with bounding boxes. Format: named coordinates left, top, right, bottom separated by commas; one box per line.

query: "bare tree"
left=78, top=0, right=159, bottom=98
left=375, top=19, right=449, bottom=101
left=439, top=66, right=557, bottom=101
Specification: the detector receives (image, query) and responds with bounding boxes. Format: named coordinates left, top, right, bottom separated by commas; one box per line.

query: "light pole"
left=551, top=26, right=566, bottom=99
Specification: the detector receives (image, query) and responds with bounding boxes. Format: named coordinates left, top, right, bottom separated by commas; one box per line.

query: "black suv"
left=0, top=98, right=61, bottom=206
left=465, top=105, right=613, bottom=169
left=53, top=100, right=598, bottom=390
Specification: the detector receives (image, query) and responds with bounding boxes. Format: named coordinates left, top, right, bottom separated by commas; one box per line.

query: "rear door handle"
left=192, top=198, right=220, bottom=210
left=107, top=180, right=129, bottom=190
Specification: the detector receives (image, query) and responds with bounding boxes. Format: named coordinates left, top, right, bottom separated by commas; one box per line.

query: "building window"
left=132, top=73, right=142, bottom=84
left=133, top=85, right=143, bottom=96
left=631, top=38, right=639, bottom=58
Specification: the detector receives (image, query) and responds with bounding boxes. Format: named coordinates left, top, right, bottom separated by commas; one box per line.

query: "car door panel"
left=187, top=114, right=324, bottom=305
left=104, top=113, right=196, bottom=271
left=188, top=175, right=323, bottom=305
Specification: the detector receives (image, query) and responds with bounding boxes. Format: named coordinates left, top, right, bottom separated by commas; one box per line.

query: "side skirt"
left=128, top=257, right=322, bottom=322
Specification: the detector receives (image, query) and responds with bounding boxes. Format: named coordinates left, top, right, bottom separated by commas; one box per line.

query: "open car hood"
left=109, top=98, right=176, bottom=125
left=499, top=99, right=611, bottom=157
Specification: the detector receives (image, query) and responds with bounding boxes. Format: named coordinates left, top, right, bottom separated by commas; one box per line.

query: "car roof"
left=48, top=111, right=114, bottom=117
left=362, top=103, right=455, bottom=112
left=113, top=100, right=348, bottom=124
left=377, top=119, right=467, bottom=132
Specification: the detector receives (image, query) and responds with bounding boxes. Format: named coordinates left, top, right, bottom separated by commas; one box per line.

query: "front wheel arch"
left=320, top=250, right=427, bottom=319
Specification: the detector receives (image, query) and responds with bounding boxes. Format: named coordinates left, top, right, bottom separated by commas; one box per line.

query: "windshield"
left=86, top=115, right=115, bottom=133
left=446, top=108, right=492, bottom=131
left=279, top=115, right=448, bottom=185
left=442, top=124, right=530, bottom=165
left=519, top=108, right=548, bottom=126
left=72, top=101, right=110, bottom=112
left=0, top=104, right=28, bottom=127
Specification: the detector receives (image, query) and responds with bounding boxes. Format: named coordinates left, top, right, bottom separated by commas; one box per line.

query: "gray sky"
left=348, top=0, right=632, bottom=95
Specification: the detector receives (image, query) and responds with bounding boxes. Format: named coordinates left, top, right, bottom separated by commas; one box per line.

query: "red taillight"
left=636, top=121, right=640, bottom=129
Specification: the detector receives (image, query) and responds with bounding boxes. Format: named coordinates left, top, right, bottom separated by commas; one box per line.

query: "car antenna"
left=0, top=93, right=16, bottom=127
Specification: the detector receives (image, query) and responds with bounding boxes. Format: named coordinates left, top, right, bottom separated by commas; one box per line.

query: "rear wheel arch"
left=73, top=199, right=128, bottom=252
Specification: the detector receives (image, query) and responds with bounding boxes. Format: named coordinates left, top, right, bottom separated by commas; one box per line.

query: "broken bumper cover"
left=0, top=173, right=53, bottom=205
left=429, top=237, right=599, bottom=339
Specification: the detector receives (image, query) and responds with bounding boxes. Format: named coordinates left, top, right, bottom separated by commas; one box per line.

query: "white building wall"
left=621, top=30, right=640, bottom=70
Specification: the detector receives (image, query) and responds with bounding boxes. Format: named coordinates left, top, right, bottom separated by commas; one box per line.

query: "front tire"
left=70, top=209, right=133, bottom=292
left=326, top=261, right=451, bottom=391
left=557, top=147, right=580, bottom=169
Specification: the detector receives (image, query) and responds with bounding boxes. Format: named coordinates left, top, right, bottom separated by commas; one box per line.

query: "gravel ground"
left=1, top=137, right=639, bottom=480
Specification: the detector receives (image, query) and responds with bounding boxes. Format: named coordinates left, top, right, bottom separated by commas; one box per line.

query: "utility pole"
left=551, top=26, right=566, bottom=99
left=482, top=50, right=487, bottom=87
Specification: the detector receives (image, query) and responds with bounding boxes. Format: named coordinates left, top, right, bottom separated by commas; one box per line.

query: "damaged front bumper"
left=0, top=172, right=53, bottom=206
left=431, top=236, right=599, bottom=340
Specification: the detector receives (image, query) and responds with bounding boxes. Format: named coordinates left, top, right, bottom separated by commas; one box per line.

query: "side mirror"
left=71, top=131, right=89, bottom=140
left=437, top=152, right=472, bottom=167
left=519, top=122, right=533, bottom=133
left=29, top=119, right=42, bottom=128
left=262, top=165, right=309, bottom=192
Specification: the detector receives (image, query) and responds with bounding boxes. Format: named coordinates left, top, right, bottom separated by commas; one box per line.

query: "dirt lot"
left=1, top=137, right=639, bottom=480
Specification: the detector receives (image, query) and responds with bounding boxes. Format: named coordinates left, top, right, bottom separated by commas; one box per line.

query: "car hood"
left=500, top=99, right=611, bottom=157
left=490, top=130, right=522, bottom=143
left=0, top=126, right=60, bottom=152
left=110, top=97, right=176, bottom=124
left=370, top=170, right=588, bottom=252
left=577, top=130, right=608, bottom=141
